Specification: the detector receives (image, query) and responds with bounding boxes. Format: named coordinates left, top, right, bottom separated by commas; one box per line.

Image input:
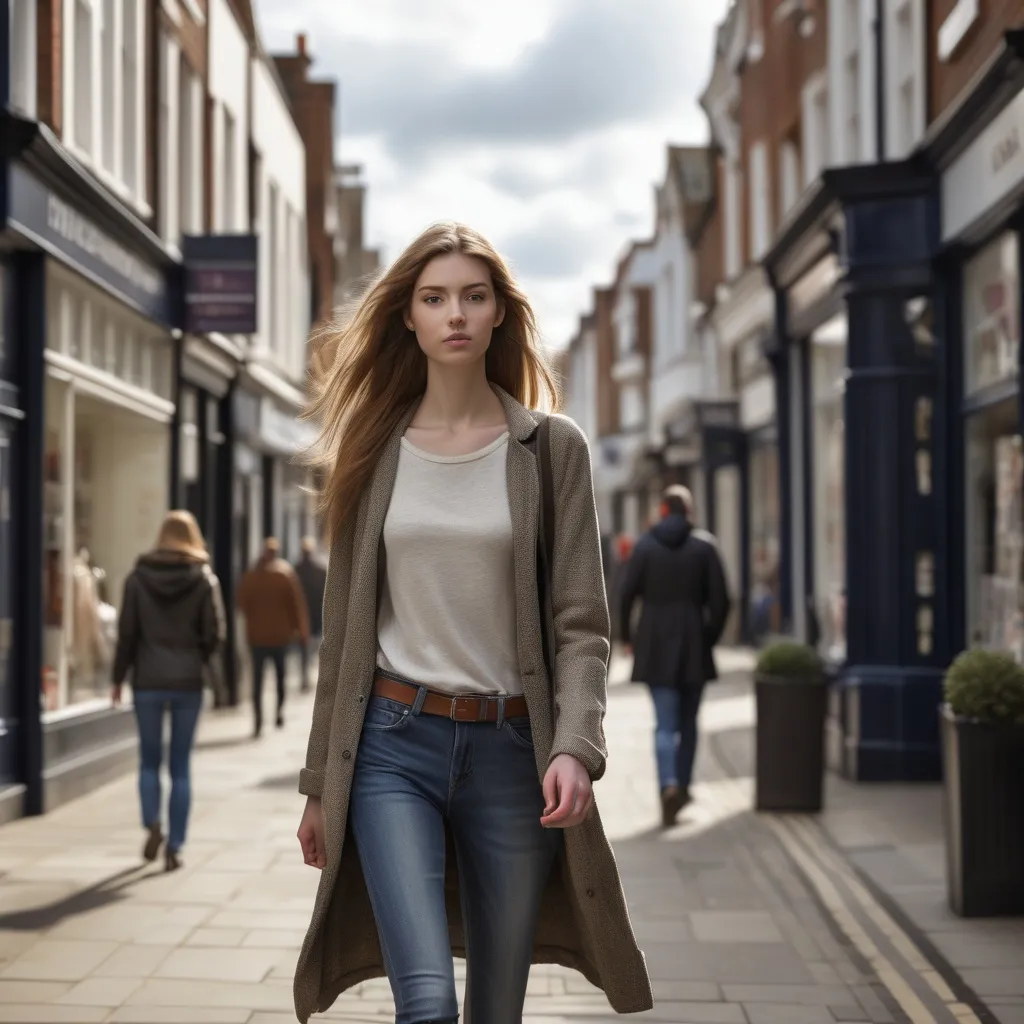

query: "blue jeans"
left=649, top=683, right=705, bottom=792
left=133, top=690, right=203, bottom=853
left=350, top=692, right=562, bottom=1024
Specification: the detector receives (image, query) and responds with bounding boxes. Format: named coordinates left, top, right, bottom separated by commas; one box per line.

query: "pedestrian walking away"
left=110, top=510, right=226, bottom=872
left=292, top=221, right=653, bottom=1024
left=236, top=537, right=310, bottom=737
left=619, top=485, right=731, bottom=828
left=293, top=535, right=327, bottom=693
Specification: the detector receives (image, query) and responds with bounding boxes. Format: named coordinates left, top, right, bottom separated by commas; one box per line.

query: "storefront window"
left=964, top=232, right=1019, bottom=395
left=966, top=399, right=1023, bottom=657
left=42, top=267, right=172, bottom=712
left=812, top=341, right=847, bottom=662
left=748, top=437, right=781, bottom=635
left=963, top=232, right=1023, bottom=660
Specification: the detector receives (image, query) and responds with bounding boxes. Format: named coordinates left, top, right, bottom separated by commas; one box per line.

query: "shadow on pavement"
left=0, top=863, right=162, bottom=931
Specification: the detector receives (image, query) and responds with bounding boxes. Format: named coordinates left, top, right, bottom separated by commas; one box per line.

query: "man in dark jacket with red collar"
left=620, top=485, right=731, bottom=827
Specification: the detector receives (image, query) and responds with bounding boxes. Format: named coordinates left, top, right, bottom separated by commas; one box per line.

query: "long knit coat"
left=293, top=387, right=654, bottom=1021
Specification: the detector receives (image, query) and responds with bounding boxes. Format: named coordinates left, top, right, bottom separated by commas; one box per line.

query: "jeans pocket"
left=362, top=696, right=413, bottom=732
left=503, top=716, right=535, bottom=751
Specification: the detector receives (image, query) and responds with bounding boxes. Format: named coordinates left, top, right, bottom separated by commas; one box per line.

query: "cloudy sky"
left=256, top=0, right=729, bottom=349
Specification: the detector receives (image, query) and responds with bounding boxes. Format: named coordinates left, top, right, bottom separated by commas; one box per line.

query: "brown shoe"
left=660, top=786, right=684, bottom=828
left=142, top=824, right=164, bottom=862
left=165, top=851, right=182, bottom=873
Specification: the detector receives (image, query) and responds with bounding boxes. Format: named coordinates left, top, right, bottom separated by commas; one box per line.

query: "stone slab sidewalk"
left=0, top=651, right=910, bottom=1024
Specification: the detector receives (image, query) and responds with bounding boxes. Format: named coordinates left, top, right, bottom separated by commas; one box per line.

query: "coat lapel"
left=348, top=401, right=421, bottom=677
left=494, top=387, right=548, bottom=701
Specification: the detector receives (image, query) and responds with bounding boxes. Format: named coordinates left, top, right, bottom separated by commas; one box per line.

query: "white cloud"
left=256, top=0, right=729, bottom=347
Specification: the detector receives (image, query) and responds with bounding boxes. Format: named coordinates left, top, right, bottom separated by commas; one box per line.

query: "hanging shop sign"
left=183, top=234, right=259, bottom=335
left=7, top=163, right=170, bottom=324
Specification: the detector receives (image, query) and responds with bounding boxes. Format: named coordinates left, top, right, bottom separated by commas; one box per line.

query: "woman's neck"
left=414, top=364, right=504, bottom=431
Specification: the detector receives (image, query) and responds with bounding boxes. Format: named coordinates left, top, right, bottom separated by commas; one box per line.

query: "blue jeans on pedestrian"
left=649, top=683, right=706, bottom=792
left=133, top=690, right=203, bottom=853
left=350, top=691, right=563, bottom=1024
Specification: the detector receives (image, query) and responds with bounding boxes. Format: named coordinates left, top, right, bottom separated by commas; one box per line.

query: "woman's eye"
left=468, top=293, right=484, bottom=302
left=424, top=296, right=441, bottom=304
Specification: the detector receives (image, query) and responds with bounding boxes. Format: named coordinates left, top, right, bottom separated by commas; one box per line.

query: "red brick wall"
left=273, top=52, right=338, bottom=327
left=36, top=0, right=62, bottom=135
left=929, top=0, right=1024, bottom=121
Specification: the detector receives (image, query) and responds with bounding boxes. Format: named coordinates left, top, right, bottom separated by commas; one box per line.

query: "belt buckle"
left=449, top=696, right=481, bottom=721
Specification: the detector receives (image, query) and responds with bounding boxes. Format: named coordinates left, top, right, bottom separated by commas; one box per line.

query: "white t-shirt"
left=375, top=431, right=522, bottom=696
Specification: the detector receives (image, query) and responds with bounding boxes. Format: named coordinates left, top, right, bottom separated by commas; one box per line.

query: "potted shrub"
left=941, top=649, right=1024, bottom=917
left=755, top=640, right=828, bottom=813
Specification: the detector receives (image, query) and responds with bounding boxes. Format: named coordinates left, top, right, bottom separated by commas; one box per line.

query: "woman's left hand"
left=541, top=754, right=593, bottom=828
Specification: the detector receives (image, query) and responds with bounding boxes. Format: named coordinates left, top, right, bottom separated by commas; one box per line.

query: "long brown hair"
left=305, top=222, right=560, bottom=539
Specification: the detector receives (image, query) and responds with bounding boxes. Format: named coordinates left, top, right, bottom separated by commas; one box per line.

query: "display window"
left=748, top=438, right=781, bottom=635
left=41, top=266, right=173, bottom=711
left=812, top=340, right=847, bottom=662
left=963, top=233, right=1023, bottom=661
left=964, top=232, right=1019, bottom=395
left=965, top=398, right=1023, bottom=657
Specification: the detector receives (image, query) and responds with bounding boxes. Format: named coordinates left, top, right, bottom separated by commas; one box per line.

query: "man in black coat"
left=293, top=537, right=327, bottom=693
left=620, top=485, right=731, bottom=827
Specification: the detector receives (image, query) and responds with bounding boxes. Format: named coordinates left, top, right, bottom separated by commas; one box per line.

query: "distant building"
left=335, top=164, right=381, bottom=304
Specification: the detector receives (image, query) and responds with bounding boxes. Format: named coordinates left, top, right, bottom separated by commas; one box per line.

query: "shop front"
left=0, top=261, right=21, bottom=823
left=935, top=47, right=1024, bottom=668
left=2, top=130, right=178, bottom=812
left=766, top=159, right=942, bottom=783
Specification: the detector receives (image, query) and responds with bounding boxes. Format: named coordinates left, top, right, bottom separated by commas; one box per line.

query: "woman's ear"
left=494, top=298, right=506, bottom=329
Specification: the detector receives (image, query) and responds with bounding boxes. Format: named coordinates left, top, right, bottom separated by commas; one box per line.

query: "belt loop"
left=411, top=686, right=428, bottom=717
left=496, top=696, right=506, bottom=729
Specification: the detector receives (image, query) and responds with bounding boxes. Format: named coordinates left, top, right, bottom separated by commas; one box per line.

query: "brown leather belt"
left=372, top=675, right=528, bottom=722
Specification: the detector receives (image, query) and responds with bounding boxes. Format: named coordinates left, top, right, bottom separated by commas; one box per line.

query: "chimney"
left=297, top=33, right=307, bottom=56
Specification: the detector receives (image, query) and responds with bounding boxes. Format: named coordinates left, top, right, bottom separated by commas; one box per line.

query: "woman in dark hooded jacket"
left=112, top=510, right=226, bottom=871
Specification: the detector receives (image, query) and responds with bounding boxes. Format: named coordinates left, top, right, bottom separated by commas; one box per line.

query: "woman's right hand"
left=297, top=796, right=327, bottom=869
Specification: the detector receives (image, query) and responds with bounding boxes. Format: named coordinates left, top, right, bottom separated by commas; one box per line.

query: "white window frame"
left=884, top=0, right=926, bottom=158
left=802, top=71, right=830, bottom=184
left=158, top=32, right=181, bottom=249
left=63, top=0, right=149, bottom=214
left=724, top=155, right=743, bottom=279
left=10, top=0, right=38, bottom=117
left=179, top=65, right=204, bottom=236
left=748, top=140, right=772, bottom=260
left=222, top=107, right=238, bottom=232
left=779, top=138, right=802, bottom=217
left=828, top=0, right=877, bottom=165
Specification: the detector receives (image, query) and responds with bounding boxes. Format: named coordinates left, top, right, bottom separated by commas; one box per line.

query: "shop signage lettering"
left=7, top=163, right=170, bottom=324
left=942, top=87, right=1024, bottom=241
left=45, top=194, right=162, bottom=298
left=183, top=235, right=258, bottom=335
left=992, top=126, right=1021, bottom=176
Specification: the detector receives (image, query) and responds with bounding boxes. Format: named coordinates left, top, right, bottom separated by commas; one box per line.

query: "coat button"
left=357, top=695, right=365, bottom=703
left=342, top=750, right=352, bottom=760
left=586, top=887, right=595, bottom=898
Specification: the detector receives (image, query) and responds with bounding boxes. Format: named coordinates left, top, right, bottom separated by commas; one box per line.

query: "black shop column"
left=840, top=188, right=946, bottom=782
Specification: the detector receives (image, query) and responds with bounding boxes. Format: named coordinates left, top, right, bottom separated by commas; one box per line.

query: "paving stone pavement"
left=0, top=651, right=915, bottom=1024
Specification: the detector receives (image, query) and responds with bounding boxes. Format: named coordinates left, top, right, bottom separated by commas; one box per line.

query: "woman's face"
left=406, top=253, right=504, bottom=367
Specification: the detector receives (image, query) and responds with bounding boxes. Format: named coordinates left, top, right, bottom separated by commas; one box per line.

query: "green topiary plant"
left=756, top=640, right=824, bottom=681
left=944, top=649, right=1024, bottom=725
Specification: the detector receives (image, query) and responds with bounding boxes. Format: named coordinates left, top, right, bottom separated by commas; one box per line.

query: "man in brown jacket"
left=236, top=538, right=310, bottom=737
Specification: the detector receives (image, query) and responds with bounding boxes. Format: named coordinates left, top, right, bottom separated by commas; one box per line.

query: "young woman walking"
left=112, top=510, right=225, bottom=871
left=293, top=223, right=653, bottom=1024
